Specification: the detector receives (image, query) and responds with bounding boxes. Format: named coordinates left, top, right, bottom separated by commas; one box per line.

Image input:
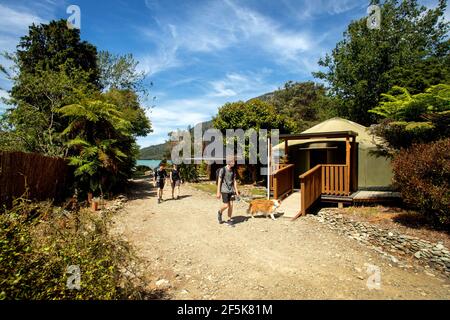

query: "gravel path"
left=113, top=178, right=450, bottom=299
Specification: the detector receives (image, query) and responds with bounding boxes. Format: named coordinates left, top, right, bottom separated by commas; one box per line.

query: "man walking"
left=154, top=163, right=168, bottom=204
left=216, top=157, right=240, bottom=227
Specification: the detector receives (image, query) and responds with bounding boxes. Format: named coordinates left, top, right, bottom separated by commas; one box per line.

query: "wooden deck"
left=277, top=189, right=401, bottom=219
left=352, top=190, right=401, bottom=203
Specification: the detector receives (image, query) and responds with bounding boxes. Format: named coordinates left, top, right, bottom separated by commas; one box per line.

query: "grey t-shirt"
left=219, top=166, right=235, bottom=194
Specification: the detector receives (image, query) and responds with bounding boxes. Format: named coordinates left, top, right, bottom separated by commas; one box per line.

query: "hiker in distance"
left=170, top=164, right=182, bottom=200
left=216, top=157, right=240, bottom=227
left=154, top=162, right=168, bottom=204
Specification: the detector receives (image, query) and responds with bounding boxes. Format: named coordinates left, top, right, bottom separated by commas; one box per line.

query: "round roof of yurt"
left=274, top=117, right=384, bottom=151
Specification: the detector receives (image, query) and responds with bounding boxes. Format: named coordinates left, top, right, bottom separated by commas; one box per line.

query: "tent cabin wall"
left=358, top=148, right=393, bottom=189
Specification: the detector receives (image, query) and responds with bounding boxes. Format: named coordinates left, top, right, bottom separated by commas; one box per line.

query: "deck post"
left=351, top=136, right=358, bottom=192
left=345, top=137, right=351, bottom=195
left=284, top=139, right=288, bottom=158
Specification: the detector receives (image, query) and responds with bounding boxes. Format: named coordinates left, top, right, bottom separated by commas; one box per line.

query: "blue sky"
left=0, top=0, right=447, bottom=148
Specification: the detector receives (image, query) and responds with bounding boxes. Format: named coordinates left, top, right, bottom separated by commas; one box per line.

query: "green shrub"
left=0, top=199, right=160, bottom=299
left=133, top=165, right=151, bottom=178
left=392, top=138, right=450, bottom=227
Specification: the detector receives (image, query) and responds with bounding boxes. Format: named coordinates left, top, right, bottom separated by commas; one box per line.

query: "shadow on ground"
left=127, top=178, right=157, bottom=200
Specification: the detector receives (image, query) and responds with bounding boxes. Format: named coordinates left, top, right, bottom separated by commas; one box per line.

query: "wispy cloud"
left=209, top=70, right=275, bottom=98
left=139, top=0, right=326, bottom=75
left=0, top=4, right=46, bottom=36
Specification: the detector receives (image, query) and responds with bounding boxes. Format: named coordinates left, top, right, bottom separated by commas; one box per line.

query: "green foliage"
left=101, top=89, right=152, bottom=137
left=58, top=99, right=133, bottom=195
left=392, top=139, right=450, bottom=227
left=14, top=19, right=100, bottom=93
left=370, top=84, right=450, bottom=151
left=0, top=20, right=152, bottom=197
left=0, top=63, right=95, bottom=156
left=0, top=200, right=156, bottom=299
left=177, top=162, right=199, bottom=182
left=264, top=81, right=339, bottom=132
left=314, top=0, right=449, bottom=125
left=213, top=99, right=296, bottom=133
left=370, top=84, right=450, bottom=120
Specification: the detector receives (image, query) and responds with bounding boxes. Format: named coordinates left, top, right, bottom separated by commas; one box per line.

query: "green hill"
left=139, top=142, right=170, bottom=160
left=139, top=120, right=215, bottom=159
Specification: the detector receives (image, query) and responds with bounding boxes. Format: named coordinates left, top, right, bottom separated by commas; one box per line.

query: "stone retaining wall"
left=312, top=209, right=450, bottom=276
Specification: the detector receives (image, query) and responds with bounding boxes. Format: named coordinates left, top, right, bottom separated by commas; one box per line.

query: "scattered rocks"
left=314, top=209, right=450, bottom=277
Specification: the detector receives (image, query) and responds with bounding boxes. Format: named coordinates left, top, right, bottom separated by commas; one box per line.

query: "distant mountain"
left=139, top=142, right=170, bottom=160
left=248, top=91, right=275, bottom=102
left=139, top=120, right=215, bottom=160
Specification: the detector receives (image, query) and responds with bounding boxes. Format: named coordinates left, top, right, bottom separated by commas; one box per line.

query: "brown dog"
left=246, top=199, right=281, bottom=220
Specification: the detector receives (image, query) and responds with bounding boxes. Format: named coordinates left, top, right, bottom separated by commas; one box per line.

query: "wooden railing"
left=298, top=165, right=322, bottom=216
left=321, top=164, right=349, bottom=196
left=272, top=164, right=294, bottom=199
left=296, top=164, right=350, bottom=217
left=269, top=163, right=290, bottom=191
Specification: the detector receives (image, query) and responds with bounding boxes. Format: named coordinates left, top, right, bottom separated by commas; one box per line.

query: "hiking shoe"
left=157, top=198, right=160, bottom=204
left=217, top=211, right=223, bottom=224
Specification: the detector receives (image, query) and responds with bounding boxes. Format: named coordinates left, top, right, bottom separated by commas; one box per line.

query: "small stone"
left=435, top=244, right=445, bottom=250
left=156, top=279, right=170, bottom=288
left=357, top=275, right=365, bottom=280
left=414, top=251, right=422, bottom=259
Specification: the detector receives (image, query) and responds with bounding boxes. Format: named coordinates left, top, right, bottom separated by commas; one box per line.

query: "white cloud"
left=139, top=0, right=323, bottom=75
left=137, top=43, right=181, bottom=76
left=0, top=4, right=46, bottom=36
left=209, top=71, right=275, bottom=98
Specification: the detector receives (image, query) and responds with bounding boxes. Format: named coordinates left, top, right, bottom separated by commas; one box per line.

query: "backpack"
left=216, top=166, right=235, bottom=185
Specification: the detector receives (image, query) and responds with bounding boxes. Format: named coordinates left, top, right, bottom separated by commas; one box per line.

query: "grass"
left=191, top=181, right=267, bottom=198
left=191, top=182, right=217, bottom=194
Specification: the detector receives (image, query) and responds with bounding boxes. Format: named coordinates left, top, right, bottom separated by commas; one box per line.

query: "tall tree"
left=97, top=51, right=148, bottom=95
left=314, top=0, right=449, bottom=125
left=13, top=19, right=100, bottom=97
left=265, top=81, right=338, bottom=132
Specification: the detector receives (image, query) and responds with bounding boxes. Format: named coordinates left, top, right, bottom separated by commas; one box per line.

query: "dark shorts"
left=156, top=180, right=165, bottom=189
left=221, top=192, right=235, bottom=203
left=171, top=180, right=181, bottom=187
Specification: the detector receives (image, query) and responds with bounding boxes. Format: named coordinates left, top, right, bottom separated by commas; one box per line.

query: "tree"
left=213, top=99, right=296, bottom=133
left=0, top=19, right=101, bottom=155
left=0, top=63, right=95, bottom=156
left=213, top=99, right=296, bottom=182
left=0, top=19, right=152, bottom=196
left=314, top=0, right=449, bottom=125
left=101, top=89, right=152, bottom=137
left=370, top=84, right=450, bottom=153
left=264, top=81, right=338, bottom=132
left=98, top=51, right=149, bottom=95
left=58, top=99, right=134, bottom=195
left=13, top=19, right=100, bottom=96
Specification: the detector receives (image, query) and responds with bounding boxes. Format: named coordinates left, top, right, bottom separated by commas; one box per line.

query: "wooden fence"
left=0, top=151, right=72, bottom=207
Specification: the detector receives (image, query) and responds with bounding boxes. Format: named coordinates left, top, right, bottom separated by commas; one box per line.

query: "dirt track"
left=113, top=177, right=450, bottom=299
